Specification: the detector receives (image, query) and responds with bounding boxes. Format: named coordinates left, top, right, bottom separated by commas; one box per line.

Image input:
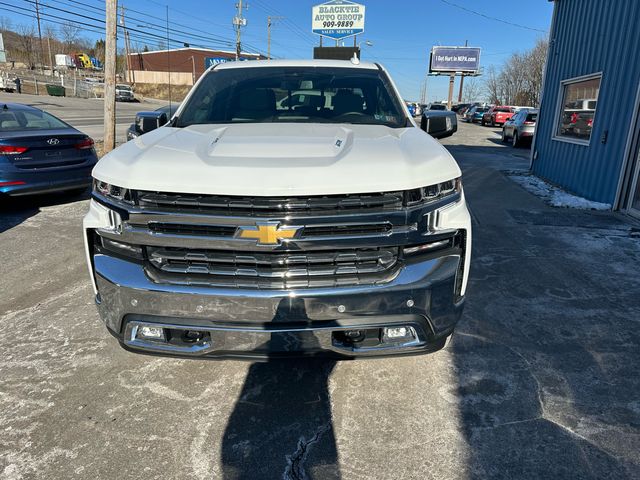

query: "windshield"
left=175, top=66, right=407, bottom=128
left=429, top=104, right=447, bottom=110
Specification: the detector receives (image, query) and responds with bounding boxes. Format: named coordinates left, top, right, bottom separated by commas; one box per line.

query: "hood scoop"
left=206, top=124, right=353, bottom=159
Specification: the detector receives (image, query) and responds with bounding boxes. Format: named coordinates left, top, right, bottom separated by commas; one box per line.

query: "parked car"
left=502, top=108, right=538, bottom=147
left=115, top=84, right=135, bottom=102
left=420, top=109, right=457, bottom=138
left=0, top=75, right=17, bottom=93
left=0, top=103, right=97, bottom=196
left=490, top=106, right=515, bottom=126
left=424, top=103, right=448, bottom=111
left=462, top=105, right=477, bottom=122
left=481, top=106, right=494, bottom=126
left=452, top=103, right=470, bottom=113
left=84, top=59, right=472, bottom=359
left=126, top=104, right=179, bottom=141
left=559, top=99, right=597, bottom=138
left=467, top=106, right=489, bottom=123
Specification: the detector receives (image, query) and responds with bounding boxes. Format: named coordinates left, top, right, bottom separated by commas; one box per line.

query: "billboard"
left=312, top=0, right=365, bottom=40
left=430, top=46, right=481, bottom=73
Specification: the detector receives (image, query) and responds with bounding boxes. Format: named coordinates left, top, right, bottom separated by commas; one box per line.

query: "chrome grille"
left=145, top=222, right=391, bottom=238
left=145, top=246, right=399, bottom=289
left=136, top=190, right=405, bottom=215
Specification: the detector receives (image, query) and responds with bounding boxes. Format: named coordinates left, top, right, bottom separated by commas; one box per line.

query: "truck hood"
left=93, top=123, right=461, bottom=196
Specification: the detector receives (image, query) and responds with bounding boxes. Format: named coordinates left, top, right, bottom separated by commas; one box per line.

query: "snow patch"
left=508, top=172, right=611, bottom=210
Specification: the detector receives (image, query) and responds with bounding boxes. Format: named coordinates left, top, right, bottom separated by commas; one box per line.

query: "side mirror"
left=135, top=111, right=168, bottom=135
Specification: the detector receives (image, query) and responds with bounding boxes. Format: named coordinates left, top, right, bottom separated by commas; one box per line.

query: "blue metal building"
left=532, top=0, right=640, bottom=217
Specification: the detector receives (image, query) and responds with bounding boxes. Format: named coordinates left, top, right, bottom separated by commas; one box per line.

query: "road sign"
left=312, top=0, right=365, bottom=40
left=430, top=46, right=481, bottom=73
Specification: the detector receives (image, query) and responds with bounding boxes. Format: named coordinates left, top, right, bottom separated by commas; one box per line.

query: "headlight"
left=93, top=179, right=133, bottom=204
left=406, top=178, right=461, bottom=206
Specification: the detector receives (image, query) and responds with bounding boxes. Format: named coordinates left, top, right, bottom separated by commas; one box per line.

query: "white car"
left=84, top=59, right=472, bottom=359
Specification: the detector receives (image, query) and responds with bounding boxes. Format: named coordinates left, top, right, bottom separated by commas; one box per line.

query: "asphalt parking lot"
left=0, top=91, right=165, bottom=143
left=1, top=120, right=640, bottom=479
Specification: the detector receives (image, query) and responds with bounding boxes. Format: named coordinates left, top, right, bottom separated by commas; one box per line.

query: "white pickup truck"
left=83, top=59, right=471, bottom=359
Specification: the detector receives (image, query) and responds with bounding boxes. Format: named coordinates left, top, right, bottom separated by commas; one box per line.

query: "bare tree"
left=0, top=16, right=13, bottom=31
left=483, top=39, right=548, bottom=107
left=523, top=38, right=548, bottom=106
left=16, top=24, right=37, bottom=68
left=59, top=21, right=81, bottom=49
left=484, top=65, right=502, bottom=104
left=462, top=77, right=483, bottom=103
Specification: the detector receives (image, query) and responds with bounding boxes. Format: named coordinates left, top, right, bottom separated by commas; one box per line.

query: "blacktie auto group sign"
left=430, top=46, right=481, bottom=73
left=312, top=0, right=365, bottom=40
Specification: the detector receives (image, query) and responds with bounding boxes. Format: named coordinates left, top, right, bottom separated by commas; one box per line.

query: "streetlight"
left=357, top=40, right=373, bottom=60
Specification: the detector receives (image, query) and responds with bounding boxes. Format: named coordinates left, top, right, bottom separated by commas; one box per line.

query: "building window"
left=555, top=73, right=602, bottom=144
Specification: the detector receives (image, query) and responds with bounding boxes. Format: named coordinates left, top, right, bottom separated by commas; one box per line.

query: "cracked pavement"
left=1, top=121, right=640, bottom=479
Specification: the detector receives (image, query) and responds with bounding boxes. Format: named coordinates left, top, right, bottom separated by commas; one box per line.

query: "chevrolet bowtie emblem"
left=236, top=222, right=301, bottom=245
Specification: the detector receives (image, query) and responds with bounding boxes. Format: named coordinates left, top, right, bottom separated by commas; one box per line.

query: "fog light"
left=383, top=326, right=416, bottom=342
left=138, top=326, right=165, bottom=341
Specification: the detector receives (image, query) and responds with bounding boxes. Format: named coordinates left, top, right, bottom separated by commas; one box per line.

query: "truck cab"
left=84, top=59, right=472, bottom=359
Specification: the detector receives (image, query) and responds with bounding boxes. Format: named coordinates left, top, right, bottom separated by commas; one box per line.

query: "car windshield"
left=495, top=107, right=511, bottom=112
left=429, top=104, right=447, bottom=110
left=175, top=66, right=407, bottom=128
left=0, top=108, right=70, bottom=132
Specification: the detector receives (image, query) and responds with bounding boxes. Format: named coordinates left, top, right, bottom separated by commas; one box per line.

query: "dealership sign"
left=205, top=57, right=232, bottom=68
left=312, top=0, right=365, bottom=40
left=430, top=46, right=481, bottom=73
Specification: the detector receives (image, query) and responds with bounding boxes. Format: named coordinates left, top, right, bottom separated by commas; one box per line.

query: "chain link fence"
left=1, top=68, right=106, bottom=99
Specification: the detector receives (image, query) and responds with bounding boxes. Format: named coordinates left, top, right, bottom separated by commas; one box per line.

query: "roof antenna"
left=350, top=51, right=360, bottom=65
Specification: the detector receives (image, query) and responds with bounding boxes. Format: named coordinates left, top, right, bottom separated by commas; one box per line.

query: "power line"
left=437, top=0, right=548, bottom=33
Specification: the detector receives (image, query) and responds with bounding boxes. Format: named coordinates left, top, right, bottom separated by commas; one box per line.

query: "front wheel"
left=481, top=119, right=486, bottom=126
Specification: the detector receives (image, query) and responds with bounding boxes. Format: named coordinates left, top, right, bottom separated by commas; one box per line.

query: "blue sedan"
left=0, top=103, right=98, bottom=196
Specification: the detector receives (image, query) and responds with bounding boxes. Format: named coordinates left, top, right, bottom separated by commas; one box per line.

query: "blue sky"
left=3, top=0, right=554, bottom=101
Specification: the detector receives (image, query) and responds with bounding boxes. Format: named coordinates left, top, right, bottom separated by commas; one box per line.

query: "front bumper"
left=93, top=251, right=464, bottom=359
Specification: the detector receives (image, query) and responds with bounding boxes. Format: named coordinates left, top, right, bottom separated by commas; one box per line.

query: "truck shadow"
left=0, top=189, right=89, bottom=233
left=221, top=299, right=341, bottom=480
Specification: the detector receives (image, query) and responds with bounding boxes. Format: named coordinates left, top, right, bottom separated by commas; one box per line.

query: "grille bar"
left=146, top=246, right=399, bottom=287
left=137, top=190, right=405, bottom=215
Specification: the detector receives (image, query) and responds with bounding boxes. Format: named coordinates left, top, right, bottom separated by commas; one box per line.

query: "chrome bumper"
left=94, top=253, right=464, bottom=359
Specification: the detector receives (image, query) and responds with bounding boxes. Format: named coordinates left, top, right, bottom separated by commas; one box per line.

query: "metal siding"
left=533, top=0, right=640, bottom=205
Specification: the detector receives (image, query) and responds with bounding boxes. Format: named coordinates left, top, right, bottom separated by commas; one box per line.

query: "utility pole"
left=267, top=16, right=284, bottom=60
left=457, top=40, right=468, bottom=103
left=104, top=0, right=117, bottom=153
left=46, top=35, right=53, bottom=77
left=120, top=6, right=130, bottom=83
left=233, top=0, right=248, bottom=60
left=34, top=0, right=44, bottom=73
left=166, top=5, right=171, bottom=110
left=447, top=74, right=455, bottom=111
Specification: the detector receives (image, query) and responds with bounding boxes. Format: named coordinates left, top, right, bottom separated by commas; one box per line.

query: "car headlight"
left=406, top=178, right=461, bottom=206
left=93, top=179, right=133, bottom=204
